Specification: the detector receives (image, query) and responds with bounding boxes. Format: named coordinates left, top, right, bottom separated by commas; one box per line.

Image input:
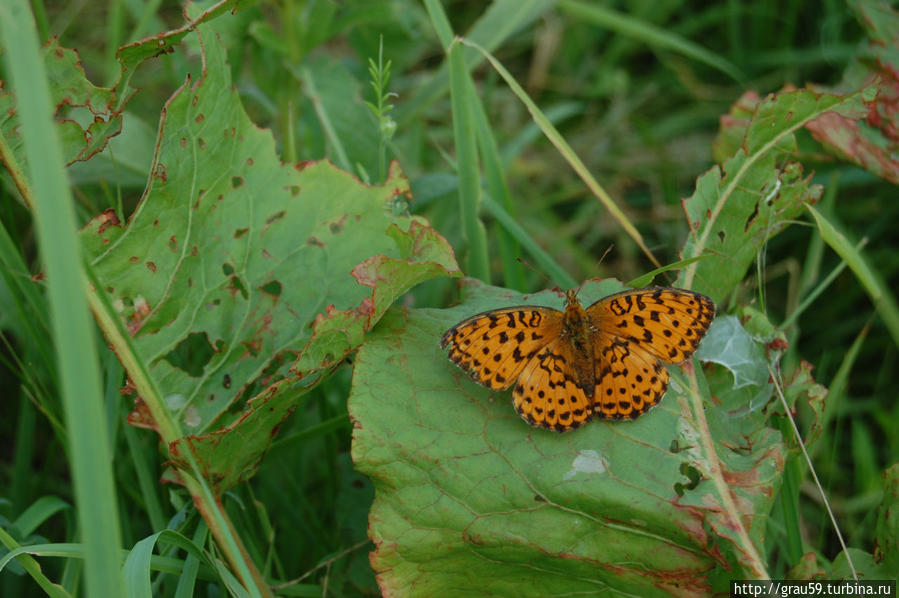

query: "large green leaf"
left=351, top=278, right=798, bottom=595
left=80, top=24, right=459, bottom=492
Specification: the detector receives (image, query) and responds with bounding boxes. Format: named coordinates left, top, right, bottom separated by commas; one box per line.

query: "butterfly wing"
left=588, top=287, right=714, bottom=420
left=589, top=287, right=715, bottom=364
left=441, top=306, right=563, bottom=390
left=512, top=337, right=592, bottom=431
left=593, top=337, right=669, bottom=420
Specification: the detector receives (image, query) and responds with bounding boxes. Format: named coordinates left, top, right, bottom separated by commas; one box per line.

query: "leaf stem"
left=686, top=368, right=770, bottom=578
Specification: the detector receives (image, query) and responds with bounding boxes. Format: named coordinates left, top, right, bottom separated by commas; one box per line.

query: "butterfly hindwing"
left=589, top=288, right=715, bottom=364
left=512, top=338, right=592, bottom=431
left=440, top=306, right=563, bottom=390
left=593, top=337, right=669, bottom=420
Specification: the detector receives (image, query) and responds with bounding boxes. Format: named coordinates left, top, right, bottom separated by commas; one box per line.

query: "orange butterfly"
left=441, top=287, right=715, bottom=432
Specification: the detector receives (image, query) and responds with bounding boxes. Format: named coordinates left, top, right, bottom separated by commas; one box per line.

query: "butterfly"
left=440, top=286, right=715, bottom=432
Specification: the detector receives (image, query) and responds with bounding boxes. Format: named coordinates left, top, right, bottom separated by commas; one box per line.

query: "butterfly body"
left=559, top=290, right=596, bottom=398
left=441, top=286, right=715, bottom=432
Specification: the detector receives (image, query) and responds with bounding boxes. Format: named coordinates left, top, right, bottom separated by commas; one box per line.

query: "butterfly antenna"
left=596, top=244, right=615, bottom=269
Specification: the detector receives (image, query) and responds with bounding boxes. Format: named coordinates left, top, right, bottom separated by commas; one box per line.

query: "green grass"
left=1, top=0, right=897, bottom=595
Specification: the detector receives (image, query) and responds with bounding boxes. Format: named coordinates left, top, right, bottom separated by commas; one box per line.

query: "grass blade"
left=807, top=204, right=899, bottom=350
left=456, top=37, right=662, bottom=269
left=0, top=2, right=124, bottom=596
left=448, top=41, right=490, bottom=280
left=558, top=1, right=743, bottom=81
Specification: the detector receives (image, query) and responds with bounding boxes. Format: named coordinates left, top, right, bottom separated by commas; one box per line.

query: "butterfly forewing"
left=513, top=338, right=592, bottom=431
left=589, top=288, right=715, bottom=364
left=440, top=306, right=563, bottom=390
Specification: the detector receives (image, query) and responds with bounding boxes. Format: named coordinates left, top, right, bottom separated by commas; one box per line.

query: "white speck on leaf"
left=183, top=405, right=201, bottom=428
left=165, top=393, right=186, bottom=409
left=563, top=449, right=608, bottom=480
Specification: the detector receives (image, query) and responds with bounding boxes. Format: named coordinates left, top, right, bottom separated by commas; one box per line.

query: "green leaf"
left=114, top=0, right=257, bottom=93
left=351, top=279, right=787, bottom=593
left=694, top=314, right=771, bottom=410
left=680, top=87, right=872, bottom=303
left=81, top=25, right=459, bottom=492
left=0, top=38, right=122, bottom=173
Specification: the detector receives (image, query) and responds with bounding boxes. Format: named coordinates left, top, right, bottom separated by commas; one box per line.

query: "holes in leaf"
left=227, top=274, right=249, bottom=300
left=259, top=280, right=282, bottom=298
left=231, top=175, right=244, bottom=189
left=266, top=211, right=285, bottom=225
left=745, top=200, right=760, bottom=232
left=673, top=462, right=703, bottom=497
left=164, top=332, right=215, bottom=377
left=222, top=263, right=235, bottom=276
left=234, top=228, right=249, bottom=239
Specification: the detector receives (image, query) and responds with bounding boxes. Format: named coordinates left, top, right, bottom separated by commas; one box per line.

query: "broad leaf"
left=351, top=278, right=791, bottom=595
left=81, top=24, right=459, bottom=492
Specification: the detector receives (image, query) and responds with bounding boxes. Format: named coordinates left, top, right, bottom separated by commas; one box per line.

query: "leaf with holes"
left=351, top=278, right=791, bottom=595
left=0, top=39, right=122, bottom=177
left=680, top=87, right=872, bottom=304
left=81, top=25, right=459, bottom=492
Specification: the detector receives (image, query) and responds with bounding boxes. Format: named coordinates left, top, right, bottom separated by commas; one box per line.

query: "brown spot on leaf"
left=146, top=261, right=157, bottom=273
left=97, top=208, right=121, bottom=235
